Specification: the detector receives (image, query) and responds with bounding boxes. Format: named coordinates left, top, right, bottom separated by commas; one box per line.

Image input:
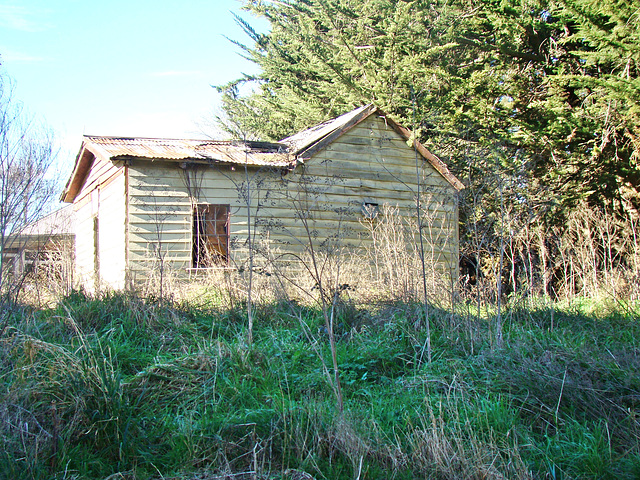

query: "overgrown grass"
left=1, top=290, right=639, bottom=479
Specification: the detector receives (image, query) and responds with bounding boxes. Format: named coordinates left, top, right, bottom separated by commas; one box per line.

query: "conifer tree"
left=220, top=0, right=639, bottom=219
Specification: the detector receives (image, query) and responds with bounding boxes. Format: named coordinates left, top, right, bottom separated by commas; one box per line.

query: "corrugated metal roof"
left=281, top=104, right=374, bottom=155
left=62, top=105, right=464, bottom=203
left=84, top=136, right=293, bottom=167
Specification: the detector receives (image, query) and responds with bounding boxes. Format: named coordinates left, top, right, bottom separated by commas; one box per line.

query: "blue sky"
left=0, top=0, right=266, bottom=162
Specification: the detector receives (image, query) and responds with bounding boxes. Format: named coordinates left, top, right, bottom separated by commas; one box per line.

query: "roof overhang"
left=384, top=116, right=466, bottom=191
left=60, top=142, right=96, bottom=203
left=60, top=136, right=294, bottom=203
left=60, top=105, right=464, bottom=203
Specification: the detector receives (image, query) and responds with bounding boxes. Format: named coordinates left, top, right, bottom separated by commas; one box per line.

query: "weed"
left=1, top=291, right=639, bottom=479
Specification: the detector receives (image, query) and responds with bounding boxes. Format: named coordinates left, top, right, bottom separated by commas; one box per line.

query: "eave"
left=60, top=143, right=96, bottom=203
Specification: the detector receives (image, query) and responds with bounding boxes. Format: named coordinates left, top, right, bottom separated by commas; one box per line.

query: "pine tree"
left=220, top=0, right=640, bottom=222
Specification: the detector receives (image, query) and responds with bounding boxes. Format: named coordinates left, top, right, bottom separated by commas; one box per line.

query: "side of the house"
left=124, top=114, right=460, bottom=287
left=63, top=107, right=462, bottom=292
left=126, top=161, right=271, bottom=283
left=71, top=152, right=127, bottom=290
left=65, top=141, right=287, bottom=290
left=263, top=113, right=460, bottom=284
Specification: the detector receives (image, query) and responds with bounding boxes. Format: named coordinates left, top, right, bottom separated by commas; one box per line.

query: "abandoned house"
left=60, top=104, right=464, bottom=291
left=2, top=204, right=75, bottom=286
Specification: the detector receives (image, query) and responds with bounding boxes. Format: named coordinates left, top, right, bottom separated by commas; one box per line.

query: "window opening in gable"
left=192, top=204, right=230, bottom=268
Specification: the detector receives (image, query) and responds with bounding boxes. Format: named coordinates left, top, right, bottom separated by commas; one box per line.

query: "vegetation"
left=224, top=0, right=640, bottom=213
left=1, top=287, right=639, bottom=479
left=219, top=0, right=640, bottom=300
left=0, top=76, right=58, bottom=305
left=2, top=2, right=639, bottom=478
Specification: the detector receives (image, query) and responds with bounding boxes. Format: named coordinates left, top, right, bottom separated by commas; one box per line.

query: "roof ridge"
left=84, top=135, right=211, bottom=142
left=280, top=104, right=376, bottom=156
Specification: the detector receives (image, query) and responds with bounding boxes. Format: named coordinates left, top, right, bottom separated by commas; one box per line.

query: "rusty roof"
left=62, top=105, right=464, bottom=203
left=60, top=136, right=293, bottom=202
left=83, top=135, right=292, bottom=167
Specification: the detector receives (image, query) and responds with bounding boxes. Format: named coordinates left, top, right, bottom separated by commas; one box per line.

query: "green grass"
left=1, top=291, right=639, bottom=479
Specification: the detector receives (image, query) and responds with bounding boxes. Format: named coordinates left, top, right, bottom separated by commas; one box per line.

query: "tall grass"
left=1, top=289, right=639, bottom=479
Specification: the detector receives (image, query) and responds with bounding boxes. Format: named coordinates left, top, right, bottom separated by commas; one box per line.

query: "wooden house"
left=61, top=105, right=464, bottom=291
left=2, top=204, right=75, bottom=286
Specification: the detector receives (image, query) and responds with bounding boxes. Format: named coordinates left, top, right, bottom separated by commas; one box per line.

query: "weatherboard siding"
left=126, top=161, right=272, bottom=281
left=122, top=115, right=459, bottom=284
left=74, top=155, right=122, bottom=203
left=280, top=114, right=460, bottom=277
left=127, top=162, right=192, bottom=282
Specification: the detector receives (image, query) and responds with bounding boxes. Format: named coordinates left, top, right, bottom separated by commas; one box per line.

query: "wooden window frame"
left=192, top=204, right=230, bottom=268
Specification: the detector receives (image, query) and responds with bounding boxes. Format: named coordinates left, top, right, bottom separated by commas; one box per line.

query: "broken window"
left=361, top=202, right=380, bottom=219
left=192, top=204, right=230, bottom=268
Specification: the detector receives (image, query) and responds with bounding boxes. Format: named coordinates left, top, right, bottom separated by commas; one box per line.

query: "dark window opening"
left=192, top=204, right=230, bottom=268
left=361, top=202, right=380, bottom=219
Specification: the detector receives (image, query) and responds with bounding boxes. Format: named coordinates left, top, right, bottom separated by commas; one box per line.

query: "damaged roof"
left=62, top=105, right=464, bottom=203
left=82, top=135, right=291, bottom=166
left=281, top=104, right=375, bottom=156
left=281, top=104, right=464, bottom=191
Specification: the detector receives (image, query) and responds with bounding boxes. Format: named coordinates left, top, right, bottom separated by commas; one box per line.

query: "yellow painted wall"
left=127, top=163, right=193, bottom=283
left=271, top=115, right=460, bottom=279
left=123, top=114, right=459, bottom=286
left=73, top=172, right=126, bottom=291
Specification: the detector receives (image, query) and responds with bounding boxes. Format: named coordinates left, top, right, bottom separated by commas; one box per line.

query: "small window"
left=361, top=202, right=380, bottom=219
left=192, top=204, right=230, bottom=268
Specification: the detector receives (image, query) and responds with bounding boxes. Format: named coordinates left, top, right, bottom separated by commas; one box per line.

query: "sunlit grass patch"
left=1, top=290, right=638, bottom=479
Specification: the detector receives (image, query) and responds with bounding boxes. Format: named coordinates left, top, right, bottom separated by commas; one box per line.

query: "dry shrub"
left=409, top=403, right=533, bottom=480
left=556, top=205, right=640, bottom=300
left=5, top=241, right=76, bottom=309
left=360, top=203, right=456, bottom=304
left=118, top=197, right=460, bottom=311
left=465, top=201, right=640, bottom=304
left=177, top=264, right=288, bottom=311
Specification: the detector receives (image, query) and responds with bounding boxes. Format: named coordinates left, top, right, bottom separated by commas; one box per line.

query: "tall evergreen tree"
left=549, top=0, right=640, bottom=214
left=220, top=0, right=640, bottom=218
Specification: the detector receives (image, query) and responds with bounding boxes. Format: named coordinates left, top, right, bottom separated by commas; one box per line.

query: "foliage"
left=1, top=291, right=639, bottom=479
left=0, top=76, right=58, bottom=303
left=222, top=0, right=640, bottom=217
left=217, top=0, right=640, bottom=305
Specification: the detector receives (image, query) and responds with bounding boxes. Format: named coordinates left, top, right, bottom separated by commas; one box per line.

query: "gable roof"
left=282, top=104, right=375, bottom=156
left=281, top=104, right=464, bottom=191
left=62, top=105, right=464, bottom=203
left=61, top=136, right=292, bottom=202
left=81, top=136, right=290, bottom=166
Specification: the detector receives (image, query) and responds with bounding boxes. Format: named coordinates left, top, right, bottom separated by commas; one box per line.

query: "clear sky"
left=0, top=0, right=266, bottom=164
